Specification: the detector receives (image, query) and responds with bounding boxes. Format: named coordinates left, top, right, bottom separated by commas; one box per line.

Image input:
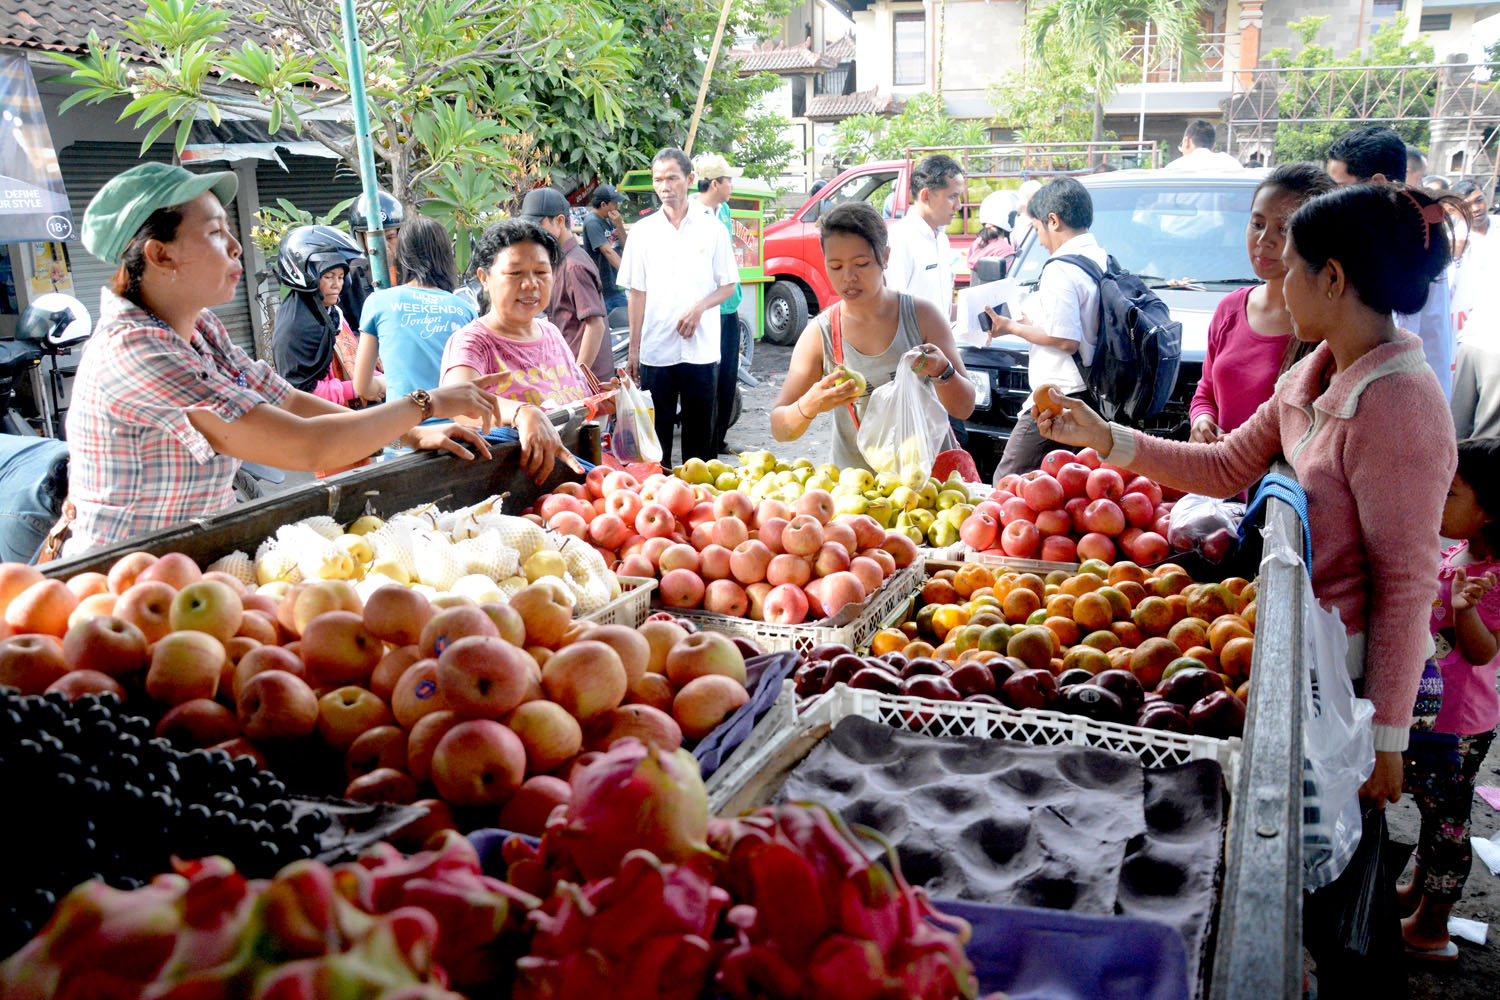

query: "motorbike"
left=607, top=306, right=748, bottom=431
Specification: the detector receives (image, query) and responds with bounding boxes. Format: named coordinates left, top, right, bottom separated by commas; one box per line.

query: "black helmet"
left=349, top=190, right=404, bottom=234
left=276, top=225, right=365, bottom=292
left=18, top=293, right=91, bottom=347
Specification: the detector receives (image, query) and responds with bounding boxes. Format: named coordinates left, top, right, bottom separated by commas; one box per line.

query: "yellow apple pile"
left=671, top=451, right=988, bottom=548
left=0, top=553, right=752, bottom=835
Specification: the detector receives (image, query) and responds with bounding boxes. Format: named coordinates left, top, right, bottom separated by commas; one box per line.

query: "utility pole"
left=339, top=0, right=390, bottom=287
left=686, top=0, right=736, bottom=154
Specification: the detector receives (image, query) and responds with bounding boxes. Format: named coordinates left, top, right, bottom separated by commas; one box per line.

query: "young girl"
left=1400, top=436, right=1500, bottom=962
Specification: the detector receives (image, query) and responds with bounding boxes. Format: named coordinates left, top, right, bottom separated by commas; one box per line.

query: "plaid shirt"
left=62, top=289, right=293, bottom=555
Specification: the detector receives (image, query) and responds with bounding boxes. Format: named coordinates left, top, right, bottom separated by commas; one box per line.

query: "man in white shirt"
left=885, top=154, right=964, bottom=317
left=620, top=147, right=739, bottom=465
left=1328, top=125, right=1454, bottom=396
left=1163, top=120, right=1243, bottom=172
left=984, top=176, right=1107, bottom=479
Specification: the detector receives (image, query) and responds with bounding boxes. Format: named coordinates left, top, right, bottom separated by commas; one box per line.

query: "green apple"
left=864, top=496, right=893, bottom=527
left=839, top=467, right=876, bottom=493
left=928, top=520, right=961, bottom=547
left=888, top=486, right=918, bottom=512
left=715, top=471, right=740, bottom=491
left=935, top=489, right=967, bottom=510
left=834, top=492, right=869, bottom=516
left=909, top=508, right=936, bottom=532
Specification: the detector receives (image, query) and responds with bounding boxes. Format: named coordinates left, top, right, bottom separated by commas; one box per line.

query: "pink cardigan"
left=1107, top=332, right=1456, bottom=751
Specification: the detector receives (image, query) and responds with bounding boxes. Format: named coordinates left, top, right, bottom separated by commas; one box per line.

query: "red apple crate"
left=707, top=682, right=1241, bottom=816
left=577, top=574, right=656, bottom=627
left=665, top=561, right=925, bottom=656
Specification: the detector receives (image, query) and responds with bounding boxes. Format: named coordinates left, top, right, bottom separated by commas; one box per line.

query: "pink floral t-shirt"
left=1431, top=541, right=1500, bottom=736
left=439, top=316, right=591, bottom=408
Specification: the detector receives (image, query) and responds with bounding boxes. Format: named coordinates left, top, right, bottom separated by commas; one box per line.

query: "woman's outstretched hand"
left=1032, top=385, right=1112, bottom=455
left=429, top=373, right=505, bottom=432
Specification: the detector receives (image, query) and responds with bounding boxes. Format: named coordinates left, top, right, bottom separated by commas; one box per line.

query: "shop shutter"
left=57, top=141, right=257, bottom=354
left=255, top=154, right=363, bottom=223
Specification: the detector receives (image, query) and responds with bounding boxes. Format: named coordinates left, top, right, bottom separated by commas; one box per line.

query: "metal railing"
left=1122, top=29, right=1228, bottom=85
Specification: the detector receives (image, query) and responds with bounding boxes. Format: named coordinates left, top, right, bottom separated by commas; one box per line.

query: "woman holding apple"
left=1036, top=181, right=1460, bottom=810
left=59, top=163, right=504, bottom=557
left=769, top=201, right=975, bottom=471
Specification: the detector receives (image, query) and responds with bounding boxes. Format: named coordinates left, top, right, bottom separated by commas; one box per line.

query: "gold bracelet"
left=795, top=398, right=809, bottom=420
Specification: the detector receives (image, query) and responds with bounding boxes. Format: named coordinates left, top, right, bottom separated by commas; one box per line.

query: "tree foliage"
left=1026, top=0, right=1203, bottom=145
left=988, top=38, right=1099, bottom=145
left=829, top=94, right=988, bottom=166
left=1263, top=14, right=1436, bottom=165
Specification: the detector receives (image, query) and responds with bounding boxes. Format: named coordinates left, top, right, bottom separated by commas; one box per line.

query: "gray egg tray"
left=779, top=715, right=1226, bottom=993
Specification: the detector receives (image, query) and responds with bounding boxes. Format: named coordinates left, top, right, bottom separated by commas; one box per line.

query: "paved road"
left=722, top=339, right=834, bottom=466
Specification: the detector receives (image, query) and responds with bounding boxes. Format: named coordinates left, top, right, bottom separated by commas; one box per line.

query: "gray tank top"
left=817, top=292, right=958, bottom=471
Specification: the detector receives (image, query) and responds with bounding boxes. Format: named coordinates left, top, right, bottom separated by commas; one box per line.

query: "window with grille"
left=894, top=11, right=925, bottom=86
left=1419, top=13, right=1451, bottom=31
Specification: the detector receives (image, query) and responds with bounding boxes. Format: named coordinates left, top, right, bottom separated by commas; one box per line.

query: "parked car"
left=758, top=144, right=1160, bottom=345
left=957, top=168, right=1266, bottom=481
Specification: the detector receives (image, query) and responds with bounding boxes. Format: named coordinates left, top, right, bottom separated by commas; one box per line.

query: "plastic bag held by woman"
left=856, top=347, right=950, bottom=489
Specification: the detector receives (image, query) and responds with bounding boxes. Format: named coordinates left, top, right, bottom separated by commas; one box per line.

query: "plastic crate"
left=666, top=561, right=924, bottom=655
left=962, top=546, right=1081, bottom=574
left=578, top=574, right=655, bottom=627
left=702, top=680, right=797, bottom=801
left=919, top=542, right=966, bottom=561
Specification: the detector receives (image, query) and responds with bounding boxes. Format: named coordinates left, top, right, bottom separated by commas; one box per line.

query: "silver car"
left=958, top=168, right=1266, bottom=479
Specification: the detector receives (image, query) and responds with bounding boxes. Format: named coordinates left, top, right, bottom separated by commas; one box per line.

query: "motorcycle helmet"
left=978, top=191, right=1020, bottom=233
left=276, top=225, right=365, bottom=293
left=17, top=293, right=91, bottom=347
left=348, top=190, right=404, bottom=234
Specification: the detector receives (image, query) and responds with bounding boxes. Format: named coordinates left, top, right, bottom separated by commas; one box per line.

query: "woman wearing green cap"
left=59, top=162, right=512, bottom=555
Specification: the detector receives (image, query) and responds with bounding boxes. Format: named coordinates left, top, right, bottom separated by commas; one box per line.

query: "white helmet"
left=979, top=191, right=1020, bottom=231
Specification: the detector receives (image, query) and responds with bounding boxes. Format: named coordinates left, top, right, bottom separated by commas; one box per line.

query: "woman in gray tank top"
left=769, top=202, right=975, bottom=472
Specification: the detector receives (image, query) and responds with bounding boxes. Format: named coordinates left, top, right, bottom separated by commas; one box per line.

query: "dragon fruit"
left=518, top=737, right=711, bottom=885
left=711, top=804, right=978, bottom=1000
left=514, top=849, right=730, bottom=1000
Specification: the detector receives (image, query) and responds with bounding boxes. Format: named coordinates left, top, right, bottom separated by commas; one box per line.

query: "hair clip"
left=1398, top=188, right=1445, bottom=249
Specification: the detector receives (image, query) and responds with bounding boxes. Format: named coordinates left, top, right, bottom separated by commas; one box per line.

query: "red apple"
left=1020, top=473, right=1065, bottom=512
left=635, top=503, right=675, bottom=539
left=238, top=669, right=318, bottom=739
left=0, top=563, right=45, bottom=615
left=781, top=515, right=824, bottom=557
left=146, top=631, right=225, bottom=705
left=5, top=579, right=78, bottom=637
left=504, top=699, right=583, bottom=774
left=673, top=674, right=751, bottom=741
left=658, top=543, right=701, bottom=575
left=1132, top=531, right=1169, bottom=565
left=604, top=489, right=644, bottom=525
left=713, top=490, right=754, bottom=522
left=1125, top=476, right=1163, bottom=507
left=1083, top=498, right=1127, bottom=536
left=860, top=547, right=897, bottom=576
left=436, top=635, right=534, bottom=719
left=114, top=580, right=177, bottom=645
left=1076, top=532, right=1117, bottom=563
left=813, top=541, right=852, bottom=578
left=815, top=571, right=867, bottom=618
left=656, top=477, right=696, bottom=519
left=317, top=685, right=396, bottom=750
left=1086, top=467, right=1126, bottom=501
left=168, top=579, right=243, bottom=643
left=730, top=540, right=774, bottom=586
left=64, top=572, right=109, bottom=601
left=431, top=719, right=527, bottom=806
left=959, top=511, right=999, bottom=550
left=138, top=552, right=201, bottom=591
left=406, top=710, right=461, bottom=783
left=1056, top=462, right=1092, bottom=499
left=496, top=775, right=572, bottom=837
left=878, top=531, right=920, bottom=568
left=1039, top=449, right=1075, bottom=478
left=702, top=579, right=749, bottom=617
left=362, top=585, right=434, bottom=647
left=1000, top=519, right=1041, bottom=558
left=618, top=553, right=656, bottom=578
left=301, top=610, right=383, bottom=687
left=418, top=604, right=500, bottom=658
left=711, top=516, right=750, bottom=551
left=1075, top=447, right=1102, bottom=470
left=659, top=568, right=706, bottom=609
left=155, top=698, right=240, bottom=748
left=999, top=496, right=1038, bottom=526
left=753, top=498, right=791, bottom=528
left=763, top=583, right=809, bottom=625
left=105, top=552, right=157, bottom=595
left=1120, top=491, right=1156, bottom=529
left=289, top=580, right=362, bottom=637
left=756, top=516, right=789, bottom=554
left=345, top=725, right=409, bottom=781
left=587, top=512, right=632, bottom=551
left=344, top=768, right=419, bottom=805
left=67, top=593, right=118, bottom=631
left=1040, top=535, right=1078, bottom=563
left=61, top=615, right=148, bottom=677
left=0, top=634, right=67, bottom=694
left=848, top=556, right=885, bottom=594
left=46, top=669, right=126, bottom=701
left=745, top=581, right=773, bottom=621
left=602, top=470, right=641, bottom=495
left=792, top=489, right=835, bottom=525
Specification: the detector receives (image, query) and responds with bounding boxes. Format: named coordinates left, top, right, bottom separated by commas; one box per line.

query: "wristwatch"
left=934, top=362, right=957, bottom=383
left=407, top=388, right=434, bottom=420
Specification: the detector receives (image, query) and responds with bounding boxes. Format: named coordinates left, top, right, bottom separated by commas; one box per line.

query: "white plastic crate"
left=961, top=546, right=1081, bottom=574
left=579, top=575, right=656, bottom=627
left=919, top=542, right=966, bottom=561
left=669, top=561, right=924, bottom=655
left=702, top=680, right=797, bottom=802
left=709, top=682, right=1241, bottom=815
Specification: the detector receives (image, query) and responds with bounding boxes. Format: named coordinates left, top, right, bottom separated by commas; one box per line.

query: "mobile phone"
left=978, top=302, right=1011, bottom=333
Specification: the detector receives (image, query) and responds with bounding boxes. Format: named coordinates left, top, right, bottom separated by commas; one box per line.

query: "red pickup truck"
left=758, top=143, right=1162, bottom=345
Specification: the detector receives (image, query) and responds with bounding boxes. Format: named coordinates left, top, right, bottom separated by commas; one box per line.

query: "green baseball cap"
left=82, top=162, right=239, bottom=267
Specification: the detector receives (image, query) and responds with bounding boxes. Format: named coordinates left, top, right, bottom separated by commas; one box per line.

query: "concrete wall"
left=1260, top=0, right=1373, bottom=56
left=938, top=0, right=1026, bottom=115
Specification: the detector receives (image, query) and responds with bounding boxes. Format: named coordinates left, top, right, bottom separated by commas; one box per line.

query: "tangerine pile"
left=873, top=558, right=1256, bottom=701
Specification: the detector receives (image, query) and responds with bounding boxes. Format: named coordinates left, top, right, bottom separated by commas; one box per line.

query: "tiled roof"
left=1, top=1, right=146, bottom=52
left=730, top=40, right=838, bottom=75
left=806, top=89, right=904, bottom=121
left=824, top=32, right=855, bottom=63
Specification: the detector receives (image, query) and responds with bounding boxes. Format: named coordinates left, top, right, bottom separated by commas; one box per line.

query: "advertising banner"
left=0, top=53, right=74, bottom=245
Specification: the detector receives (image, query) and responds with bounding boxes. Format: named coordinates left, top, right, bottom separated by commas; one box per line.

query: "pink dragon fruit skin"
left=545, top=738, right=711, bottom=881
left=514, top=849, right=729, bottom=1000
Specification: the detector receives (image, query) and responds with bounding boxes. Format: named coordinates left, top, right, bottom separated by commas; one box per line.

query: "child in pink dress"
left=1400, top=436, right=1500, bottom=962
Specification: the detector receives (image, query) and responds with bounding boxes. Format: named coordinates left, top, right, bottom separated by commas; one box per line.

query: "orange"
left=1002, top=586, right=1042, bottom=623
left=930, top=605, right=969, bottom=640
left=971, top=587, right=996, bottom=602
left=1108, top=560, right=1149, bottom=586
left=1006, top=626, right=1056, bottom=671
left=1129, top=636, right=1181, bottom=689
left=1164, top=594, right=1190, bottom=624
left=1044, top=569, right=1071, bottom=587
left=1222, top=576, right=1251, bottom=596
left=972, top=649, right=1004, bottom=664
left=921, top=579, right=959, bottom=606
left=969, top=610, right=1005, bottom=629
left=1062, top=573, right=1104, bottom=598
left=1115, top=580, right=1148, bottom=609
left=1097, top=586, right=1131, bottom=621
left=1015, top=573, right=1047, bottom=599
left=1152, top=571, right=1192, bottom=597
left=900, top=620, right=920, bottom=639
left=1241, top=601, right=1258, bottom=630
left=1049, top=657, right=1067, bottom=675
left=1187, top=583, right=1236, bottom=622
left=1072, top=592, right=1113, bottom=631
left=953, top=564, right=994, bottom=598
left=1081, top=629, right=1122, bottom=652
left=1109, top=621, right=1145, bottom=649
left=1045, top=593, right=1077, bottom=619
left=934, top=568, right=958, bottom=582
left=902, top=640, right=935, bottom=659
left=1183, top=645, right=1220, bottom=673
left=1151, top=562, right=1188, bottom=579
left=933, top=642, right=959, bottom=662
left=1026, top=608, right=1049, bottom=627
left=1167, top=617, right=1209, bottom=653
left=951, top=623, right=986, bottom=653
left=1044, top=615, right=1082, bottom=649
left=1235, top=679, right=1251, bottom=701
left=1043, top=584, right=1061, bottom=598
left=1221, top=636, right=1255, bottom=679
left=1131, top=596, right=1173, bottom=636
left=1236, top=581, right=1258, bottom=613
left=1107, top=647, right=1133, bottom=670
left=1062, top=645, right=1112, bottom=675
left=1208, top=615, right=1254, bottom=655
left=871, top=628, right=908, bottom=656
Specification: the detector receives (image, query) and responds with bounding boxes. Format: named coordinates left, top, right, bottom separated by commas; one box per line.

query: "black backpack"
left=1045, top=254, right=1182, bottom=424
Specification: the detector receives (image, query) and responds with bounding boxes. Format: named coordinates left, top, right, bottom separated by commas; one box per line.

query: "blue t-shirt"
left=358, top=285, right=476, bottom=401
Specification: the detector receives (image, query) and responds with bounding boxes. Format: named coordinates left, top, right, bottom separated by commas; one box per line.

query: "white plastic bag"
left=1166, top=493, right=1245, bottom=563
left=610, top=375, right=662, bottom=465
left=856, top=348, right=949, bottom=489
left=1292, top=539, right=1376, bottom=890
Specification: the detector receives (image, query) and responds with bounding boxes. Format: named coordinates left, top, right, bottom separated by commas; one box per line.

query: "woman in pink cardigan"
left=1038, top=182, right=1459, bottom=808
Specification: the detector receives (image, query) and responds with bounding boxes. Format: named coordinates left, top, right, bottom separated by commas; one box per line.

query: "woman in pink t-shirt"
left=441, top=219, right=588, bottom=483
left=1399, top=437, right=1500, bottom=961
left=1190, top=163, right=1337, bottom=441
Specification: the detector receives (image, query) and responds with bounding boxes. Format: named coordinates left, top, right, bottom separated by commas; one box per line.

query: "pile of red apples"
left=0, top=555, right=752, bottom=833
left=527, top=466, right=921, bottom=627
left=958, top=448, right=1177, bottom=566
